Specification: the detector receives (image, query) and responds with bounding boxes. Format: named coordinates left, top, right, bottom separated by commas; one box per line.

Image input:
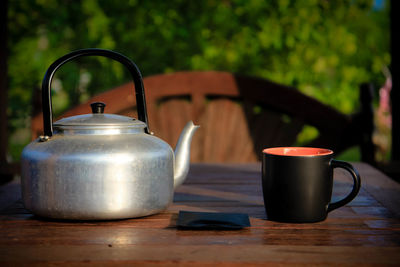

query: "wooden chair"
left=31, top=71, right=375, bottom=163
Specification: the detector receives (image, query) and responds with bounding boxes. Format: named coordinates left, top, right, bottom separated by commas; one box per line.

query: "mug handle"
left=327, top=159, right=361, bottom=212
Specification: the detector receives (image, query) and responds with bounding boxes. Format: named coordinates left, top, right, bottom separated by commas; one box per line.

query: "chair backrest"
left=31, top=71, right=375, bottom=163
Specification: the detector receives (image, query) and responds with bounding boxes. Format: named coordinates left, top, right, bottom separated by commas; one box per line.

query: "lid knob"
left=91, top=102, right=106, bottom=114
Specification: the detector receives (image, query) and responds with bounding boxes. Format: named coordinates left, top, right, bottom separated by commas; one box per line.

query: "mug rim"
left=263, top=147, right=333, bottom=157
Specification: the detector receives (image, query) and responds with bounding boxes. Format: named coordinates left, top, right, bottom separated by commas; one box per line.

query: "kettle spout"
left=174, top=121, right=200, bottom=188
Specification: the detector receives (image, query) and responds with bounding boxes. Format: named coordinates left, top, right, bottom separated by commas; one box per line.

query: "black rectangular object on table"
left=177, top=210, right=251, bottom=230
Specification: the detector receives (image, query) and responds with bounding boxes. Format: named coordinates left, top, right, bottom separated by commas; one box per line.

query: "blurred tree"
left=7, top=0, right=390, bottom=160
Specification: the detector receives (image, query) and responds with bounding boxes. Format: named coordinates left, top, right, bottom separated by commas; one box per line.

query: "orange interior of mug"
left=263, top=147, right=333, bottom=156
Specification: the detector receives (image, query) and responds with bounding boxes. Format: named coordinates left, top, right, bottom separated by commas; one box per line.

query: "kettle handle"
left=41, top=48, right=150, bottom=137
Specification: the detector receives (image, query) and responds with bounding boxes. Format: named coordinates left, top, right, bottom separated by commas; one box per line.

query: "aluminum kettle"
left=21, top=48, right=199, bottom=220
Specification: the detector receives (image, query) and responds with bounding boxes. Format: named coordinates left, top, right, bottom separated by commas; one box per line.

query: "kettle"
left=21, top=48, right=199, bottom=220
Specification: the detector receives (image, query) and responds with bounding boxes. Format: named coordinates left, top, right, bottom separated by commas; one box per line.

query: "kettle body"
left=21, top=49, right=198, bottom=220
left=22, top=130, right=174, bottom=220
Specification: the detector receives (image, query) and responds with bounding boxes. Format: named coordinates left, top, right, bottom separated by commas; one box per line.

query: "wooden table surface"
left=0, top=162, right=399, bottom=266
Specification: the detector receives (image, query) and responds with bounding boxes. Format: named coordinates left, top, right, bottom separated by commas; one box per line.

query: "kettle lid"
left=53, top=102, right=146, bottom=134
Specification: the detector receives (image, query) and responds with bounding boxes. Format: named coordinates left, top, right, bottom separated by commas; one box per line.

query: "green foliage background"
left=7, top=0, right=390, bottom=160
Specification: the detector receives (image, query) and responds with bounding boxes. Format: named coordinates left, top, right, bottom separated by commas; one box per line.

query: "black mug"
left=262, top=147, right=361, bottom=223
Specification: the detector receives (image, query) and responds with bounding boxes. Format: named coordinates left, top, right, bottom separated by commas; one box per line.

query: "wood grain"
left=0, top=163, right=399, bottom=266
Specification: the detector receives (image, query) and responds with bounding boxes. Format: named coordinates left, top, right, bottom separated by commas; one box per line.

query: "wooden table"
left=1, top=162, right=399, bottom=266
